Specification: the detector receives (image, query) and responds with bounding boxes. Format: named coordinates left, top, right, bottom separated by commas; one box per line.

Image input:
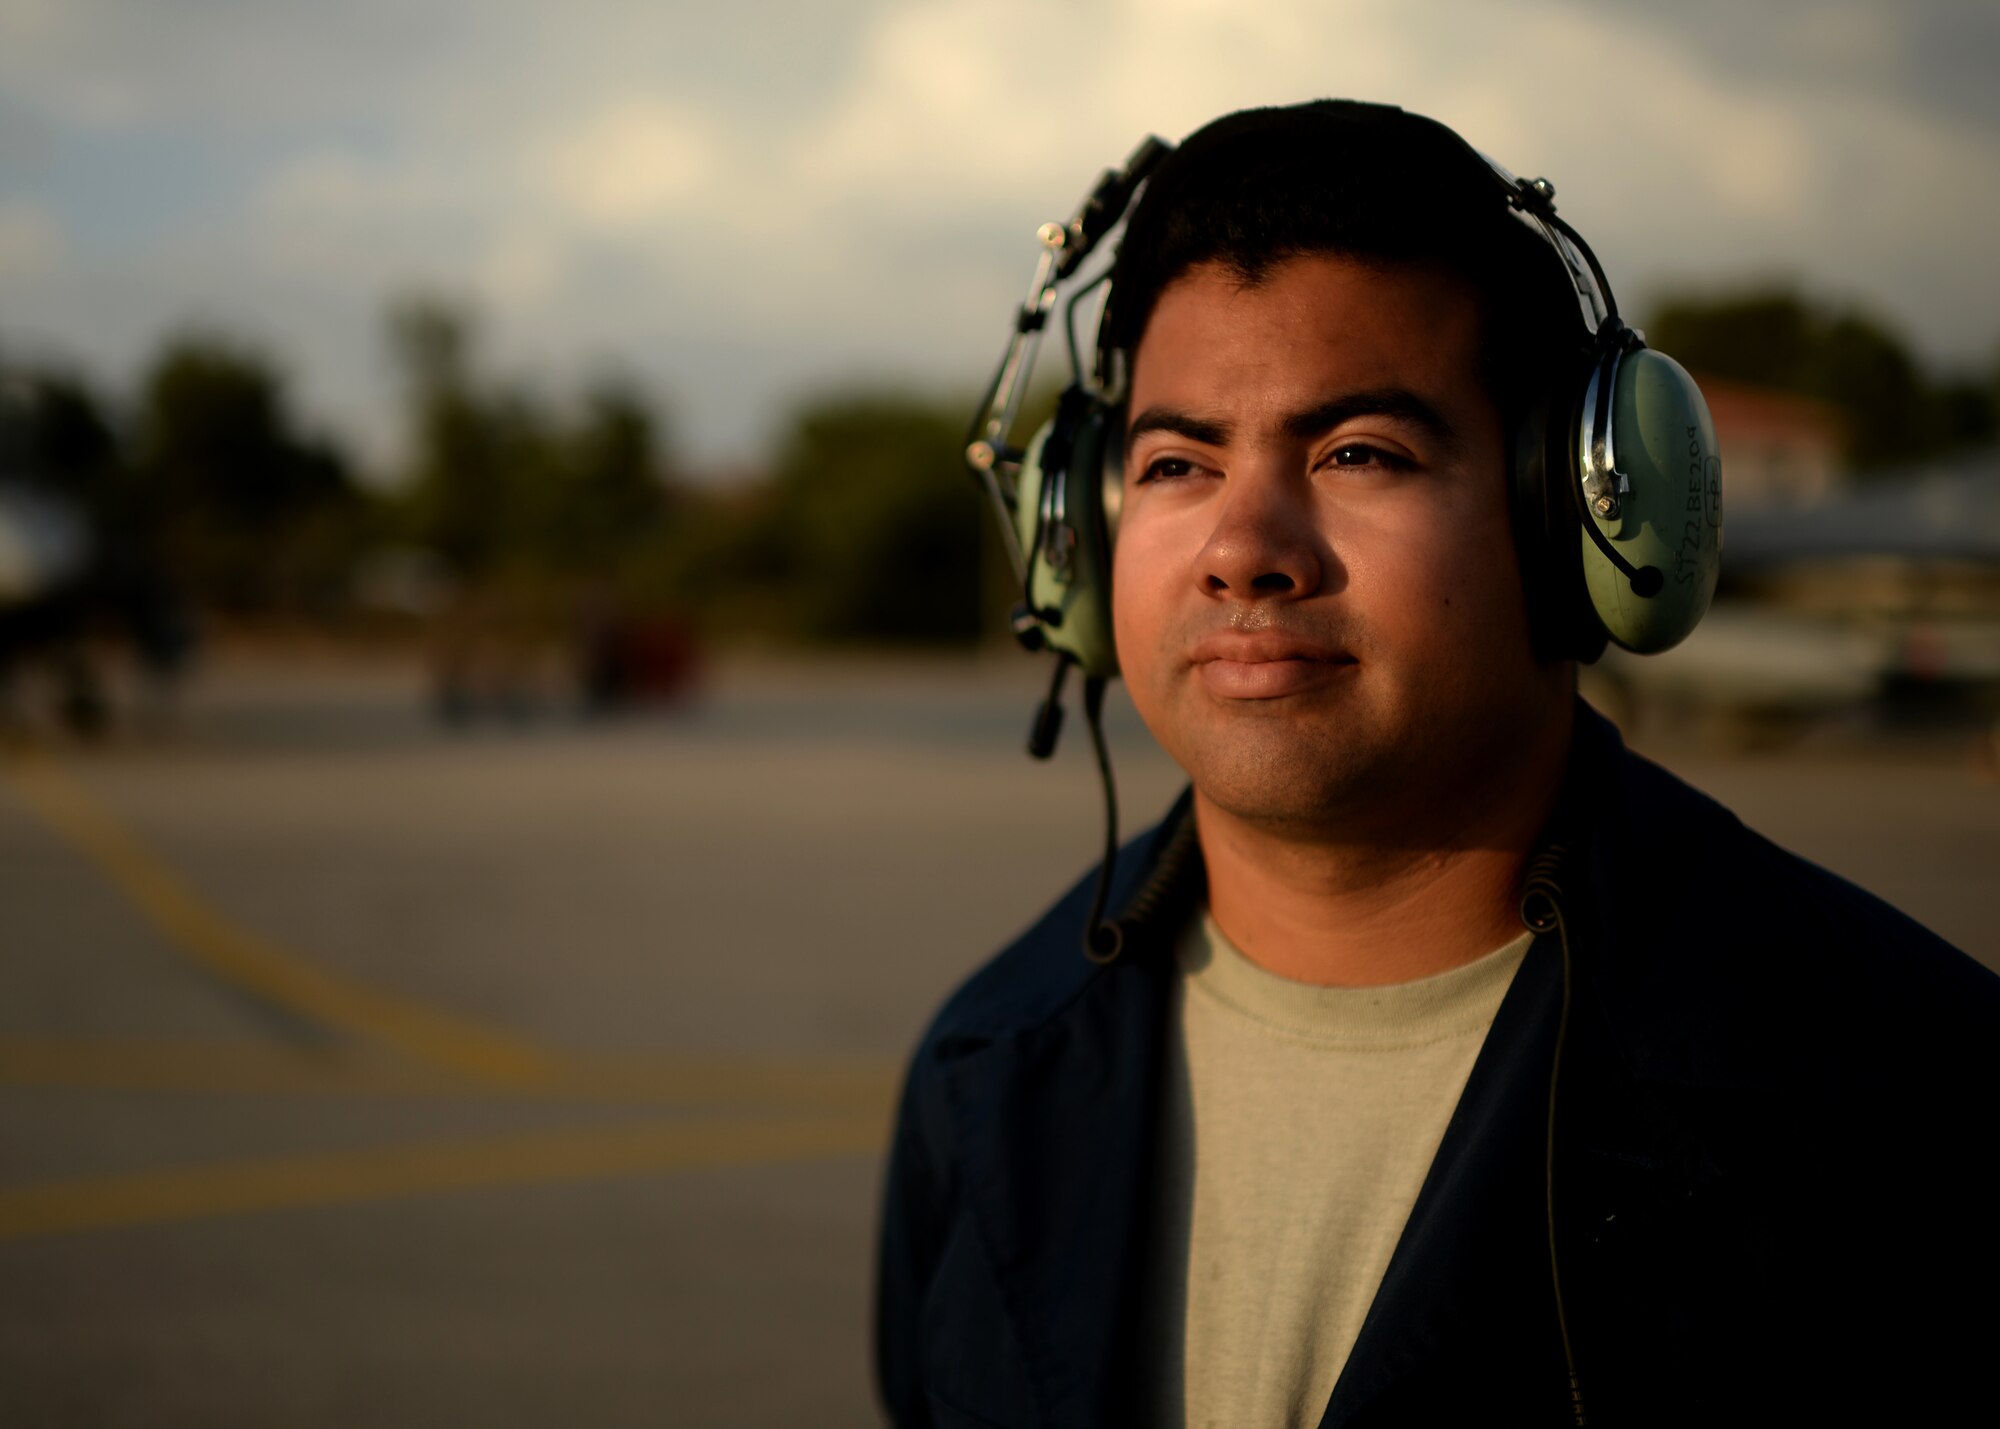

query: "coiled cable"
left=1080, top=676, right=1123, bottom=963
left=1521, top=843, right=1588, bottom=1428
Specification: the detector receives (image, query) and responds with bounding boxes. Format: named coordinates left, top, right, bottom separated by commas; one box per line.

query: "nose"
left=1196, top=473, right=1325, bottom=602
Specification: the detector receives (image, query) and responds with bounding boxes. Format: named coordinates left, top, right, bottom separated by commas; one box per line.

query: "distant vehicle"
left=576, top=607, right=701, bottom=714
left=1595, top=448, right=2000, bottom=743
left=423, top=581, right=701, bottom=726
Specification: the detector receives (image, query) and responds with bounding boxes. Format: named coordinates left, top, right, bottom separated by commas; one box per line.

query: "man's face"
left=1112, top=253, right=1565, bottom=835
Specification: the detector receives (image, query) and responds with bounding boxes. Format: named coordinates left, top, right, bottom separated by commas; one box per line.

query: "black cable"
left=1064, top=267, right=1115, bottom=391
left=1521, top=845, right=1588, bottom=1428
left=1113, top=802, right=1201, bottom=944
left=1079, top=675, right=1123, bottom=963
left=1026, top=655, right=1070, bottom=760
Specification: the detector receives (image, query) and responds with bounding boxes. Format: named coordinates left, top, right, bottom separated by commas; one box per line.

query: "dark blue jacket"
left=876, top=707, right=2000, bottom=1427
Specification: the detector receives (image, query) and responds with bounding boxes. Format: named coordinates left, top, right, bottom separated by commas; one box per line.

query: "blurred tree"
left=758, top=393, right=984, bottom=643
left=388, top=296, right=677, bottom=596
left=1938, top=375, right=1999, bottom=450
left=1645, top=286, right=1996, bottom=471
left=6, top=369, right=123, bottom=510
left=390, top=298, right=519, bottom=578
left=133, top=333, right=361, bottom=611
left=552, top=381, right=672, bottom=573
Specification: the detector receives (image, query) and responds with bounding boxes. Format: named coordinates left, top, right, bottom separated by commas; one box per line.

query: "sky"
left=2, top=0, right=1997, bottom=477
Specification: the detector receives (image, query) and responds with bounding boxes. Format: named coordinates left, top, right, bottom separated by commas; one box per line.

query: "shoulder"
left=878, top=791, right=1192, bottom=1266
left=877, top=795, right=1195, bottom=1425
left=918, top=870, right=1107, bottom=1055
left=913, top=791, right=1195, bottom=1062
left=1570, top=714, right=1999, bottom=1410
left=1578, top=711, right=2000, bottom=1081
left=888, top=790, right=1198, bottom=1185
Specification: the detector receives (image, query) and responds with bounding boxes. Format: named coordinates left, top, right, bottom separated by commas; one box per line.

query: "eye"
left=1135, top=455, right=1209, bottom=483
left=1325, top=443, right=1415, bottom=473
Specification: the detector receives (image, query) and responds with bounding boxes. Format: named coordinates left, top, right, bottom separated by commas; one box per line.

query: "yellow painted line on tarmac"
left=0, top=1040, right=468, bottom=1098
left=0, top=753, right=559, bottom=1089
left=0, top=1111, right=890, bottom=1242
left=546, top=1051, right=901, bottom=1111
left=0, top=1039, right=900, bottom=1114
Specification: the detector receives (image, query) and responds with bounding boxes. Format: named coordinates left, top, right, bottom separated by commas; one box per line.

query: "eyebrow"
left=1125, top=388, right=1459, bottom=459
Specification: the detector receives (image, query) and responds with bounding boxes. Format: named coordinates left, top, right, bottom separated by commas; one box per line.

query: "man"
left=876, top=101, right=1999, bottom=1428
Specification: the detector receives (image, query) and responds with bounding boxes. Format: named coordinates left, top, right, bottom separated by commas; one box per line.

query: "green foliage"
left=1644, top=286, right=1997, bottom=471
left=1937, top=377, right=2000, bottom=451
left=754, top=393, right=985, bottom=643
left=389, top=299, right=517, bottom=575
left=555, top=384, right=673, bottom=571
left=5, top=369, right=123, bottom=512
left=376, top=304, right=1014, bottom=646
left=0, top=336, right=375, bottom=620
left=133, top=333, right=362, bottom=611
left=388, top=297, right=674, bottom=596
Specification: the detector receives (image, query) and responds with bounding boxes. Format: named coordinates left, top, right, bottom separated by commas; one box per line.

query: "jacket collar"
left=930, top=795, right=1198, bottom=1427
left=934, top=704, right=1735, bottom=1426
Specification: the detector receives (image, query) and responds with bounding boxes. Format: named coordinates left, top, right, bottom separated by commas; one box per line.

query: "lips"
left=1190, top=631, right=1357, bottom=699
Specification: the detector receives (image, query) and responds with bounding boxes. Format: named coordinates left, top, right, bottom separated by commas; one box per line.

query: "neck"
left=1198, top=701, right=1574, bottom=987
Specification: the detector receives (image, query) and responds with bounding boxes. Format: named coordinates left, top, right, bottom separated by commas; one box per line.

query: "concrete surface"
left=1, top=649, right=1994, bottom=1426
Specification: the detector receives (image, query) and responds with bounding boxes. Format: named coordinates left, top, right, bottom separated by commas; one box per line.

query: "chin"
left=1178, top=724, right=1410, bottom=832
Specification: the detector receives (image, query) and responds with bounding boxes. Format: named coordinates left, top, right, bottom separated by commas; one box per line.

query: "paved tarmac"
left=1, top=649, right=1994, bottom=1426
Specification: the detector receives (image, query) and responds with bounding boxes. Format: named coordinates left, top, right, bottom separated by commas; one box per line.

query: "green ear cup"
left=1016, top=400, right=1122, bottom=677
left=1578, top=348, right=1722, bottom=654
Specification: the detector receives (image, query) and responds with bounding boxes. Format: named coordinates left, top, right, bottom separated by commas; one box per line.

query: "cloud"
left=0, top=199, right=60, bottom=278
left=1, top=0, right=1995, bottom=468
left=778, top=0, right=1998, bottom=356
left=529, top=99, right=717, bottom=235
left=256, top=151, right=444, bottom=231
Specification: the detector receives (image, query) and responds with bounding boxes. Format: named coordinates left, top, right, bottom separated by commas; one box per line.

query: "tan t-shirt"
left=1147, top=911, right=1531, bottom=1429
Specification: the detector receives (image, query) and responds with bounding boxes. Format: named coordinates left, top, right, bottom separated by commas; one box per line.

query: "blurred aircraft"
left=0, top=480, right=112, bottom=732
left=1592, top=448, right=2000, bottom=743
left=0, top=406, right=194, bottom=737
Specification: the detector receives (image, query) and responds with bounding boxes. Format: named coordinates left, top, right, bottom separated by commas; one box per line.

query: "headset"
left=965, top=102, right=1723, bottom=760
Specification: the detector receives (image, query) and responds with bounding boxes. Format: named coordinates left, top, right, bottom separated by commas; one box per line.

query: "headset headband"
left=968, top=108, right=1627, bottom=583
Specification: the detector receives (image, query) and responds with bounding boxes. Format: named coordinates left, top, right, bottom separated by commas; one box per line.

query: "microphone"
left=1027, top=656, right=1071, bottom=759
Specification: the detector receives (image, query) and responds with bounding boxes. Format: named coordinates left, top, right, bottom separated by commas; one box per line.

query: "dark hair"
left=1101, top=100, right=1590, bottom=433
